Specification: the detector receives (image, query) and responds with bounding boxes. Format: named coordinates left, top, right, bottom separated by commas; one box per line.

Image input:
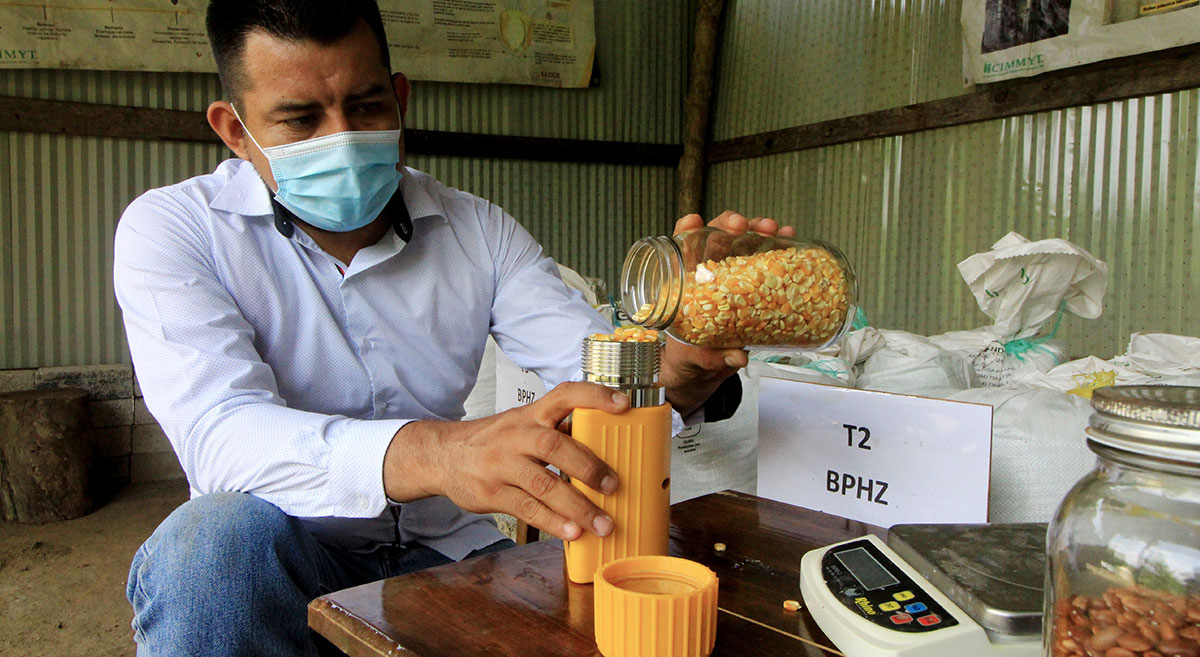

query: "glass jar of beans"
left=619, top=228, right=856, bottom=349
left=1046, top=385, right=1200, bottom=657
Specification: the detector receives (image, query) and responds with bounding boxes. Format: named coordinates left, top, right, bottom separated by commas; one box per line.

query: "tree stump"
left=0, top=387, right=93, bottom=523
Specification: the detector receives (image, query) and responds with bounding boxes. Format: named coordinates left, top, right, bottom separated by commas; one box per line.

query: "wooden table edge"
left=309, top=595, right=417, bottom=657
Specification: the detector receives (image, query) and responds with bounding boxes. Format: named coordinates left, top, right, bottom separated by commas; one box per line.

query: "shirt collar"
left=268, top=193, right=413, bottom=241
left=397, top=167, right=448, bottom=225
left=210, top=159, right=274, bottom=217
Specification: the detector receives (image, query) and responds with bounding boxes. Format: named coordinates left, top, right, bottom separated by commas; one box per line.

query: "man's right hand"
left=382, top=381, right=627, bottom=542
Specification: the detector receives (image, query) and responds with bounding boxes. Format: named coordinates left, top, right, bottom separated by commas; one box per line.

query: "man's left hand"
left=661, top=211, right=796, bottom=417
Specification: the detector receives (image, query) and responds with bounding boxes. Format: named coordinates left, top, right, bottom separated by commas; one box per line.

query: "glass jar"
left=1044, top=385, right=1200, bottom=657
left=619, top=227, right=857, bottom=349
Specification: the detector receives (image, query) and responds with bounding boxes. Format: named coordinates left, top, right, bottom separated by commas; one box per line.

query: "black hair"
left=206, top=0, right=391, bottom=102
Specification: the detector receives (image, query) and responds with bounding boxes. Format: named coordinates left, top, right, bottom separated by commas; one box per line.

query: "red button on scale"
left=890, top=613, right=913, bottom=625
left=917, top=614, right=941, bottom=626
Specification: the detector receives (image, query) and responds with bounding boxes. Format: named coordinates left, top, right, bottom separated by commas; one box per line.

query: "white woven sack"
left=857, top=329, right=977, bottom=395
left=670, top=367, right=759, bottom=503
left=946, top=387, right=1094, bottom=523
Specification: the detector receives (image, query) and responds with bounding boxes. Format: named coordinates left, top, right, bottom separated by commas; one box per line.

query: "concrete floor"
left=0, top=481, right=189, bottom=657
left=0, top=481, right=526, bottom=656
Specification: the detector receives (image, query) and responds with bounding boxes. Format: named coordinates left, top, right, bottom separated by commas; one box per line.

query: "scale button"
left=890, top=613, right=913, bottom=625
left=917, top=614, right=942, bottom=626
left=904, top=602, right=927, bottom=613
left=893, top=591, right=915, bottom=602
left=880, top=601, right=901, bottom=612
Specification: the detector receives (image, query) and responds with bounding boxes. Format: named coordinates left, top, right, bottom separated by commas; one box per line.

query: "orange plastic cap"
left=593, top=555, right=719, bottom=657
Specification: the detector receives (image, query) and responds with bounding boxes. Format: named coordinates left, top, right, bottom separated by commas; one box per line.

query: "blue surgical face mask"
left=234, top=106, right=404, bottom=233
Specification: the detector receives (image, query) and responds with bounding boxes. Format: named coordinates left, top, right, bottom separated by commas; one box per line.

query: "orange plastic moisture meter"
left=564, top=331, right=672, bottom=584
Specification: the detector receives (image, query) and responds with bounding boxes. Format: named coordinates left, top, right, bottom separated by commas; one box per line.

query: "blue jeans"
left=126, top=493, right=514, bottom=657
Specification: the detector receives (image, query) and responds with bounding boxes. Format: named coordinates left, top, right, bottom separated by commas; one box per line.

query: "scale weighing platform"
left=799, top=523, right=1046, bottom=657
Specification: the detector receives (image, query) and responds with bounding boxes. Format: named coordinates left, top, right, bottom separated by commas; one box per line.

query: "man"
left=115, top=1, right=792, bottom=655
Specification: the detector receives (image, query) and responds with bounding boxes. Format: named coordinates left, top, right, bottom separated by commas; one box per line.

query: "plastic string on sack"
left=1002, top=301, right=1067, bottom=364
left=798, top=358, right=851, bottom=379
left=608, top=294, right=622, bottom=329
left=851, top=306, right=870, bottom=331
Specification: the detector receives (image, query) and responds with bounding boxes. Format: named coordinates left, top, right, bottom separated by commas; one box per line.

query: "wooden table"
left=309, top=491, right=884, bottom=656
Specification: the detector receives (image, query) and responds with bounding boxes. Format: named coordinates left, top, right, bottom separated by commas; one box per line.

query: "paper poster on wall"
left=962, top=0, right=1200, bottom=84
left=0, top=0, right=595, bottom=88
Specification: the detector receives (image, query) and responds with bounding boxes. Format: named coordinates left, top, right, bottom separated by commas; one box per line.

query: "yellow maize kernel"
left=590, top=326, right=660, bottom=343
left=631, top=302, right=655, bottom=323
left=667, top=246, right=850, bottom=348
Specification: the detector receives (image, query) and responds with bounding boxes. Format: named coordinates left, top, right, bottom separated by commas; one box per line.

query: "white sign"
left=757, top=377, right=993, bottom=528
left=962, top=0, right=1200, bottom=84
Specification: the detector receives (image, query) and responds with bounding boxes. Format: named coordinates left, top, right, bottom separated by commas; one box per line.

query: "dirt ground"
left=0, top=481, right=189, bottom=657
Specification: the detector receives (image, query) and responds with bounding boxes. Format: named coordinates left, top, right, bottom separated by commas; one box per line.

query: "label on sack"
left=494, top=348, right=546, bottom=413
left=971, top=343, right=1013, bottom=387
left=757, top=377, right=993, bottom=527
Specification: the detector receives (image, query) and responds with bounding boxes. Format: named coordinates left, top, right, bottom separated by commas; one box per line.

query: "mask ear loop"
left=230, top=104, right=270, bottom=160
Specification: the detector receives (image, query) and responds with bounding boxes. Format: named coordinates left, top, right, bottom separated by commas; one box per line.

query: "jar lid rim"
left=1086, top=432, right=1200, bottom=468
left=1090, top=385, right=1200, bottom=430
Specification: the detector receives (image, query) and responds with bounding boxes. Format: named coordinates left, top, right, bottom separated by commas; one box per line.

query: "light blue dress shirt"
left=114, top=159, right=618, bottom=559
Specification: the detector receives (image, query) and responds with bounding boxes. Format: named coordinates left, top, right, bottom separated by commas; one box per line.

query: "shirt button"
left=357, top=495, right=369, bottom=511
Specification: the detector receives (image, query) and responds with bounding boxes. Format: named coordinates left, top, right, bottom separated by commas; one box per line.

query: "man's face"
left=232, top=20, right=406, bottom=192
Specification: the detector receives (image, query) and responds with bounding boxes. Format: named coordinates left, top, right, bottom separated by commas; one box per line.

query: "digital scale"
left=799, top=523, right=1047, bottom=657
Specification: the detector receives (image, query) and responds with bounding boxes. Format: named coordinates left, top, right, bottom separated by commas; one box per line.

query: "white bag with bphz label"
left=463, top=336, right=552, bottom=418
left=492, top=342, right=547, bottom=415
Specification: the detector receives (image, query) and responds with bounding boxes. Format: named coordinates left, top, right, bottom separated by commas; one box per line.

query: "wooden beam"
left=0, top=95, right=682, bottom=166
left=677, top=0, right=726, bottom=216
left=708, top=42, right=1200, bottom=164
left=403, top=129, right=682, bottom=166
left=0, top=95, right=219, bottom=144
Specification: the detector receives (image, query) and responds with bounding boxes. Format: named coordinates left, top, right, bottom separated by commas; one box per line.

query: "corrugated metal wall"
left=707, top=0, right=1199, bottom=359
left=0, top=132, right=228, bottom=368
left=412, top=156, right=676, bottom=289
left=0, top=1, right=689, bottom=368
left=711, top=0, right=966, bottom=139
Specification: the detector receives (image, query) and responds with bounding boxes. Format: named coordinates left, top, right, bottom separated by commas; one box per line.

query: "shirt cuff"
left=701, top=373, right=744, bottom=423
left=328, top=417, right=411, bottom=517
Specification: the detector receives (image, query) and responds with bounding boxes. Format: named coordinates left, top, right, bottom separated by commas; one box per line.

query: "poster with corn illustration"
left=0, top=0, right=595, bottom=87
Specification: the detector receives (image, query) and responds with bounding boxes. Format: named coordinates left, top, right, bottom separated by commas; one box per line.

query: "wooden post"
left=515, top=519, right=541, bottom=545
left=0, top=388, right=93, bottom=523
left=678, top=0, right=727, bottom=218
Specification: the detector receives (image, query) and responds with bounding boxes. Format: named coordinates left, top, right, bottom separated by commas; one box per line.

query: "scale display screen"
left=835, top=547, right=900, bottom=591
left=820, top=538, right=959, bottom=634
